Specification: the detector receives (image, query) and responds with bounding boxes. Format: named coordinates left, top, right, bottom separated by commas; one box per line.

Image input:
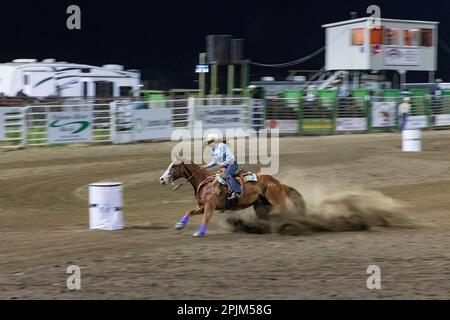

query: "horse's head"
left=159, top=158, right=184, bottom=185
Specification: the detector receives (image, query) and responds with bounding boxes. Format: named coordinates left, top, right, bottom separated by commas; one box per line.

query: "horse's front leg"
left=193, top=195, right=217, bottom=237
left=175, top=206, right=204, bottom=229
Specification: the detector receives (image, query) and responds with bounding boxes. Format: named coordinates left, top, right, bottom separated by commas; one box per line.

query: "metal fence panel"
left=0, top=107, right=26, bottom=149
left=25, top=103, right=111, bottom=146
left=336, top=97, right=368, bottom=133
left=265, top=97, right=300, bottom=135
left=430, top=95, right=450, bottom=129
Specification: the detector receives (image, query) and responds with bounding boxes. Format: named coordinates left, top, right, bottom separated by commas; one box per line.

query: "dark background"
left=1, top=0, right=449, bottom=89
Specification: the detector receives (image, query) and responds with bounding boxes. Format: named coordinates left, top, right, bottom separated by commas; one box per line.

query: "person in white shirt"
left=202, top=135, right=242, bottom=199
left=398, top=97, right=411, bottom=131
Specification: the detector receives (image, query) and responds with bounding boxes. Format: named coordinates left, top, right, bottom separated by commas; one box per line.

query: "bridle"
left=171, top=172, right=197, bottom=191
left=169, top=163, right=202, bottom=192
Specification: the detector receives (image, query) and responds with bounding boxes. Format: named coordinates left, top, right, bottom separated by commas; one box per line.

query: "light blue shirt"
left=206, top=143, right=235, bottom=168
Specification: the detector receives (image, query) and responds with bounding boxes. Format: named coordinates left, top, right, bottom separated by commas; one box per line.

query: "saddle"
left=216, top=171, right=258, bottom=210
left=216, top=171, right=257, bottom=186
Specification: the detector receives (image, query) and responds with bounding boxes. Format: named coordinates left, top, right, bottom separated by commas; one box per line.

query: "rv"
left=0, top=59, right=141, bottom=98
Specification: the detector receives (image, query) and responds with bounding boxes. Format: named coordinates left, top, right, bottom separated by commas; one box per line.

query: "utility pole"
left=241, top=59, right=250, bottom=95
left=199, top=52, right=206, bottom=99
left=210, top=63, right=218, bottom=96
left=227, top=64, right=235, bottom=97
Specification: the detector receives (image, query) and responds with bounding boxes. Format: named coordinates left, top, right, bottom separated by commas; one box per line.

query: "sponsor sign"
left=404, top=115, right=428, bottom=129
left=48, top=111, right=92, bottom=144
left=385, top=48, right=419, bottom=66
left=266, top=119, right=298, bottom=134
left=372, top=102, right=396, bottom=127
left=433, top=114, right=450, bottom=126
left=195, top=64, right=209, bottom=73
left=194, top=106, right=245, bottom=130
left=336, top=117, right=367, bottom=131
left=133, top=109, right=172, bottom=140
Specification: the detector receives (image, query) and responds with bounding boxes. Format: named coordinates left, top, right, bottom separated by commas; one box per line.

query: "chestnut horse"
left=159, top=156, right=306, bottom=237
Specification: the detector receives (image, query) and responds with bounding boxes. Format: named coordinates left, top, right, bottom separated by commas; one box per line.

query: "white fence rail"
left=1, top=96, right=449, bottom=149
left=0, top=98, right=251, bottom=148
left=0, top=107, right=26, bottom=148
left=24, top=104, right=112, bottom=147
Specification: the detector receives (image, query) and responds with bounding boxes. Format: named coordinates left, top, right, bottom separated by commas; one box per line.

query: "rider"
left=202, top=134, right=242, bottom=199
left=398, top=96, right=411, bottom=131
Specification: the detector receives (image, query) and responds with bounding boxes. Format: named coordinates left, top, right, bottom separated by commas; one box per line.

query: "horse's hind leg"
left=253, top=196, right=272, bottom=220
left=258, top=175, right=304, bottom=216
left=283, top=185, right=306, bottom=215
left=175, top=206, right=204, bottom=229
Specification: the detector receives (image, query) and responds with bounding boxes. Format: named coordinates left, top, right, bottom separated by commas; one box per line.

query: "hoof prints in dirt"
left=126, top=225, right=170, bottom=231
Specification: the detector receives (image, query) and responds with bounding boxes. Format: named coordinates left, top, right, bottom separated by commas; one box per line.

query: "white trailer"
left=0, top=59, right=141, bottom=97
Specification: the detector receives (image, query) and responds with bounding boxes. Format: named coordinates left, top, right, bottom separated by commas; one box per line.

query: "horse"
left=159, top=155, right=306, bottom=237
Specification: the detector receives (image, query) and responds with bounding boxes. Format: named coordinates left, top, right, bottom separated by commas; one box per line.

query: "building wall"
left=325, top=21, right=370, bottom=71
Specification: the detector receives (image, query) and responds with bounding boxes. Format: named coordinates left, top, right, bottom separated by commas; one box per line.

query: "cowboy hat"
left=203, top=133, right=221, bottom=145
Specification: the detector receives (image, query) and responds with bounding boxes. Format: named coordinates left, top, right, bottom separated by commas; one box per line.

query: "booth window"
left=384, top=28, right=399, bottom=45
left=421, top=29, right=433, bottom=47
left=94, top=81, right=114, bottom=97
left=351, top=28, right=364, bottom=45
left=404, top=29, right=420, bottom=46
left=119, top=86, right=132, bottom=97
left=82, top=82, right=88, bottom=97
left=370, top=28, right=382, bottom=45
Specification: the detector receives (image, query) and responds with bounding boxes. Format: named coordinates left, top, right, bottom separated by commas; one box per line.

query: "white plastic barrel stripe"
left=89, top=182, right=124, bottom=230
left=402, top=129, right=421, bottom=152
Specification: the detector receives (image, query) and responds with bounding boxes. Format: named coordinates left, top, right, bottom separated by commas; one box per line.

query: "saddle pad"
left=243, top=173, right=257, bottom=183
left=216, top=172, right=257, bottom=185
left=215, top=173, right=226, bottom=185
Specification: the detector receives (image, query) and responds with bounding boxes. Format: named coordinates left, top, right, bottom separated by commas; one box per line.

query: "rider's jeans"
left=224, top=162, right=242, bottom=193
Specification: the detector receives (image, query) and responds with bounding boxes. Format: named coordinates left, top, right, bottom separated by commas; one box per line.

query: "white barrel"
left=89, top=182, right=124, bottom=230
left=402, top=129, right=421, bottom=152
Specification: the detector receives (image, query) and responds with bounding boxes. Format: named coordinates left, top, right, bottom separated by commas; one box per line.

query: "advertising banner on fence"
left=266, top=119, right=298, bottom=134
left=0, top=109, right=5, bottom=140
left=194, top=106, right=245, bottom=130
left=404, top=115, right=428, bottom=130
left=48, top=111, right=92, bottom=144
left=372, top=102, right=396, bottom=127
left=336, top=118, right=367, bottom=131
left=433, top=114, right=450, bottom=126
left=133, top=109, right=171, bottom=140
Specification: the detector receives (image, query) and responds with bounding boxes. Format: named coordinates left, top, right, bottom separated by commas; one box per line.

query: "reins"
left=171, top=172, right=197, bottom=191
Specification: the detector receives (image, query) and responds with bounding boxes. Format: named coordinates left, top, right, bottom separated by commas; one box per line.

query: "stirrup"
left=228, top=192, right=241, bottom=200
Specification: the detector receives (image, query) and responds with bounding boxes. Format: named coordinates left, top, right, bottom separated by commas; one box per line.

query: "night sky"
left=1, top=0, right=449, bottom=89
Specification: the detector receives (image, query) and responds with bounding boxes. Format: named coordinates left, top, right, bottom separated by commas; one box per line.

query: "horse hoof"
left=175, top=222, right=186, bottom=229
left=193, top=231, right=205, bottom=237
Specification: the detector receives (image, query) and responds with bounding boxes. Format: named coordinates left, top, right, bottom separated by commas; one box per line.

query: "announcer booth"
left=322, top=17, right=439, bottom=85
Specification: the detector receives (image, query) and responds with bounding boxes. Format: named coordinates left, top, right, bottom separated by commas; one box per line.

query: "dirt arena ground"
left=0, top=131, right=449, bottom=299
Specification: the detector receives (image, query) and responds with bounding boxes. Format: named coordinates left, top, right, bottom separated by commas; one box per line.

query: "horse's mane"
left=178, top=159, right=213, bottom=175
left=176, top=159, right=202, bottom=169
